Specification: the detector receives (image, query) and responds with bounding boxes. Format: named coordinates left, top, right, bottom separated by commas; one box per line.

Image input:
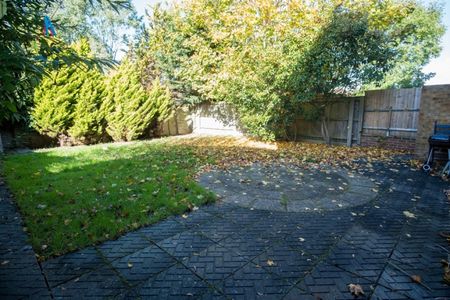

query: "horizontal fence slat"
left=363, top=126, right=417, bottom=132
left=364, top=109, right=420, bottom=112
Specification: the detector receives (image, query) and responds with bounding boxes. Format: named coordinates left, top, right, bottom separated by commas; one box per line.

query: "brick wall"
left=361, top=135, right=416, bottom=151
left=415, top=85, right=450, bottom=159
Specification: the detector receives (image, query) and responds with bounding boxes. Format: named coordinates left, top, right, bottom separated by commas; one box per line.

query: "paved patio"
left=1, top=158, right=449, bottom=299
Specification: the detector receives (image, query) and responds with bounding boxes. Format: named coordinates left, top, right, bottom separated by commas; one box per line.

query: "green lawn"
left=3, top=139, right=216, bottom=259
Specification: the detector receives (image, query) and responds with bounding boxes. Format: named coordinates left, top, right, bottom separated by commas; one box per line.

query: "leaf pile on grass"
left=168, top=136, right=408, bottom=172
left=4, top=141, right=215, bottom=259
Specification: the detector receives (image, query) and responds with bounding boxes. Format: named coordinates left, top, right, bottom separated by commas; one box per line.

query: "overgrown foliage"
left=148, top=0, right=444, bottom=140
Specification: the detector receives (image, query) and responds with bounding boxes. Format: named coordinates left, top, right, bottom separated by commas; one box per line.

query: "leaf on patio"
left=127, top=262, right=133, bottom=268
left=266, top=259, right=275, bottom=266
left=348, top=283, right=364, bottom=297
left=410, top=275, right=421, bottom=284
left=403, top=211, right=416, bottom=218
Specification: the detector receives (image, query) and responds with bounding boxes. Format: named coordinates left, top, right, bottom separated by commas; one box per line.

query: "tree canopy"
left=147, top=0, right=445, bottom=140
left=0, top=0, right=127, bottom=126
left=50, top=0, right=142, bottom=60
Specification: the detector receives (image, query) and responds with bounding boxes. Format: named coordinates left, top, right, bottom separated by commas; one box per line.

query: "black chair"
left=423, top=121, right=450, bottom=172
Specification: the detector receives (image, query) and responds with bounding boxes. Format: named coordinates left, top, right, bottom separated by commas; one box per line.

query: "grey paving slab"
left=156, top=230, right=216, bottom=260
left=51, top=265, right=127, bottom=299
left=42, top=246, right=106, bottom=287
left=128, top=263, right=211, bottom=299
left=184, top=244, right=248, bottom=285
left=96, top=230, right=153, bottom=261
left=0, top=181, right=51, bottom=299
left=111, top=244, right=177, bottom=285
left=218, top=262, right=294, bottom=299
left=199, top=164, right=378, bottom=212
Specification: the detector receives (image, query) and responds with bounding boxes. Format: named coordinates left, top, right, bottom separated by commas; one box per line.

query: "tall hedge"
left=103, top=59, right=172, bottom=141
left=68, top=70, right=106, bottom=142
left=32, top=66, right=84, bottom=138
left=32, top=40, right=107, bottom=143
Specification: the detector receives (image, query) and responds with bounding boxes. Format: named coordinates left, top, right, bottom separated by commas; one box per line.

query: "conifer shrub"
left=32, top=40, right=107, bottom=144
left=103, top=59, right=172, bottom=141
left=68, top=70, right=106, bottom=143
left=32, top=65, right=84, bottom=140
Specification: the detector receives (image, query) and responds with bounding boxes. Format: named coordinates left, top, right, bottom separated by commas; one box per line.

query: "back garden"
left=1, top=0, right=450, bottom=299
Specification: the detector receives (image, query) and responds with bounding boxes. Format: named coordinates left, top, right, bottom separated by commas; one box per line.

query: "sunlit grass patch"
left=4, top=140, right=215, bottom=259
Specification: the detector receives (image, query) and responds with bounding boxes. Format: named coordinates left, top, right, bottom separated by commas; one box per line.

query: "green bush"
left=68, top=70, right=106, bottom=143
left=32, top=66, right=84, bottom=139
left=103, top=59, right=172, bottom=141
left=32, top=40, right=107, bottom=143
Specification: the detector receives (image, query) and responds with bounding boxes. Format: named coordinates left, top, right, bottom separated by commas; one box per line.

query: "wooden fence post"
left=357, top=96, right=365, bottom=145
left=346, top=99, right=355, bottom=147
left=387, top=106, right=393, bottom=137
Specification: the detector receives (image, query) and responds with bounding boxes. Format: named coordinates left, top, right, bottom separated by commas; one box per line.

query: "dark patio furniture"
left=423, top=121, right=450, bottom=172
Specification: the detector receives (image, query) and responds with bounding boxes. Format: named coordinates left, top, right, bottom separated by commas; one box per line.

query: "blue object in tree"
left=43, top=15, right=56, bottom=36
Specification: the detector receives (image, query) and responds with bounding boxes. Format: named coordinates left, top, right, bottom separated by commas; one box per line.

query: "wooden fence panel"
left=290, top=87, right=420, bottom=145
left=362, top=88, right=421, bottom=140
left=289, top=97, right=362, bottom=145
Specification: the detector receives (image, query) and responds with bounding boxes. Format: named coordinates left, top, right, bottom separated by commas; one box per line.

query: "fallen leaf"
left=266, top=259, right=275, bottom=266
left=403, top=211, right=416, bottom=218
left=348, top=283, right=364, bottom=297
left=411, top=275, right=421, bottom=284
left=127, top=262, right=133, bottom=268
